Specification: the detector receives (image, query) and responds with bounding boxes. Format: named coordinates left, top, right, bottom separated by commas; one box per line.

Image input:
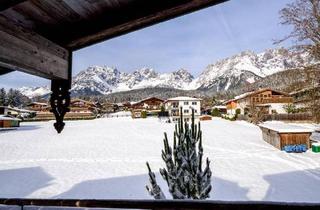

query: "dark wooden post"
left=50, top=52, right=72, bottom=133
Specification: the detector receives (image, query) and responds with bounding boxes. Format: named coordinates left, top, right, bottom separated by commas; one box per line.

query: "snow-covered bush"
left=146, top=108, right=212, bottom=199
left=221, top=113, right=236, bottom=121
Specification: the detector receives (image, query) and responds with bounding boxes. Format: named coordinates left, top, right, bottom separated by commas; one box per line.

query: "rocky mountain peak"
left=18, top=47, right=314, bottom=98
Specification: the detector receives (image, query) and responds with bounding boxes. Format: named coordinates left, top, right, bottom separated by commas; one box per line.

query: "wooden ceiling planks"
left=0, top=0, right=227, bottom=50
left=0, top=0, right=227, bottom=80
left=0, top=0, right=27, bottom=12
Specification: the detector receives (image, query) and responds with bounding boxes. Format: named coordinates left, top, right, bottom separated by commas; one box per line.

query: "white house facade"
left=164, top=96, right=201, bottom=123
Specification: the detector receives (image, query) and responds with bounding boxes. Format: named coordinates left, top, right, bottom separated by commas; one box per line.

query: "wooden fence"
left=262, top=113, right=313, bottom=122
left=237, top=113, right=313, bottom=122
left=0, top=198, right=320, bottom=210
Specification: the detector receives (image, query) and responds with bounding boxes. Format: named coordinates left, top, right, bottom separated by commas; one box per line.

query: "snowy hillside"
left=19, top=48, right=313, bottom=98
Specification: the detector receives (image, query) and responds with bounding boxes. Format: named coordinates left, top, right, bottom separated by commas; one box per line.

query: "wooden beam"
left=0, top=0, right=27, bottom=12
left=0, top=66, right=14, bottom=75
left=0, top=15, right=70, bottom=80
left=0, top=198, right=319, bottom=210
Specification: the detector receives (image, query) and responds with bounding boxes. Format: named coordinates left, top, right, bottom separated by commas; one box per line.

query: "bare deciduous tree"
left=277, top=0, right=320, bottom=122
left=276, top=0, right=320, bottom=60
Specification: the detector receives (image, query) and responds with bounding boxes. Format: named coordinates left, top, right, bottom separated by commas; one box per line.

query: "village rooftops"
left=165, top=96, right=202, bottom=102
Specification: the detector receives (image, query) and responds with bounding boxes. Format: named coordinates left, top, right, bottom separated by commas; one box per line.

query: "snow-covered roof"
left=166, top=96, right=202, bottom=101
left=225, top=88, right=289, bottom=104
left=130, top=97, right=164, bottom=106
left=0, top=115, right=21, bottom=121
left=212, top=105, right=227, bottom=109
left=234, top=91, right=255, bottom=100
left=28, top=102, right=48, bottom=106
left=0, top=106, right=36, bottom=113
left=259, top=122, right=314, bottom=133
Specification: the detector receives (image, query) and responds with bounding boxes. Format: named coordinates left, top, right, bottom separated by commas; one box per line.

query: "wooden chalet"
left=31, top=99, right=97, bottom=121
left=130, top=97, right=164, bottom=118
left=130, top=97, right=164, bottom=111
left=290, top=85, right=320, bottom=108
left=26, top=102, right=49, bottom=112
left=225, top=88, right=294, bottom=115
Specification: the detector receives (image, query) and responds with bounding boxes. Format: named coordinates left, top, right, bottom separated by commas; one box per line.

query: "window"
left=184, top=109, right=189, bottom=113
left=184, top=101, right=189, bottom=105
left=192, top=101, right=197, bottom=105
left=194, top=110, right=197, bottom=113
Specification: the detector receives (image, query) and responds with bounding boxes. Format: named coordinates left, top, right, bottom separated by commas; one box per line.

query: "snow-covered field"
left=0, top=117, right=319, bottom=202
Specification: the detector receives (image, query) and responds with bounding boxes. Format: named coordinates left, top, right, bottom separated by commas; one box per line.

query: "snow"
left=166, top=96, right=201, bottom=101
left=18, top=86, right=51, bottom=98
left=259, top=121, right=314, bottom=133
left=105, top=111, right=132, bottom=117
left=246, top=77, right=255, bottom=83
left=0, top=118, right=320, bottom=202
left=0, top=115, right=21, bottom=121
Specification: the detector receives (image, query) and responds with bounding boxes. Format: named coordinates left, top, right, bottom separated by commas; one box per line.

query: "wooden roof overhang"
left=0, top=0, right=227, bottom=80
left=0, top=0, right=227, bottom=132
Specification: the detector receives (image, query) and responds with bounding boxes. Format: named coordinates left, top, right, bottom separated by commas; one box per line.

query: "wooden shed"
left=259, top=122, right=313, bottom=150
left=0, top=115, right=21, bottom=128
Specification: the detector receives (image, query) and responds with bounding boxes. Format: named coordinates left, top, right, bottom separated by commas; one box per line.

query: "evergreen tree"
left=146, top=107, right=212, bottom=199
left=0, top=88, right=6, bottom=106
left=6, top=89, right=15, bottom=106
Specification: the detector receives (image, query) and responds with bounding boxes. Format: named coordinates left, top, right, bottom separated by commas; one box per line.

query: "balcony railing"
left=0, top=198, right=319, bottom=210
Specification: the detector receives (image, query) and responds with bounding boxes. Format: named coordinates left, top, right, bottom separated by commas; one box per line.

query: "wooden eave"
left=1, top=0, right=227, bottom=51
left=0, top=0, right=227, bottom=80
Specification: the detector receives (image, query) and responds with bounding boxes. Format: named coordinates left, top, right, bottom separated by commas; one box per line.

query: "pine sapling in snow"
left=146, top=107, right=212, bottom=199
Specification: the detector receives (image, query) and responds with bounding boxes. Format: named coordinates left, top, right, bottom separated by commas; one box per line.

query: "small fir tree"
left=0, top=88, right=6, bottom=106
left=146, top=107, right=212, bottom=199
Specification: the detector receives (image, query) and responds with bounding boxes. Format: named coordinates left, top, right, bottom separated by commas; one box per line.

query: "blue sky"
left=0, top=0, right=294, bottom=89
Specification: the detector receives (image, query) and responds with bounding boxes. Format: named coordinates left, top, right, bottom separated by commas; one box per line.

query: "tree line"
left=0, top=88, right=31, bottom=107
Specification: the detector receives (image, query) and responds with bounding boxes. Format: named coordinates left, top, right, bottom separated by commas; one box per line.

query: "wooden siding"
left=0, top=15, right=69, bottom=79
left=0, top=0, right=227, bottom=50
left=279, top=133, right=311, bottom=149
left=261, top=127, right=281, bottom=149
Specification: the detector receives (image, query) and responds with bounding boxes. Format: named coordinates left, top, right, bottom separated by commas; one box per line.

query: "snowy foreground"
left=0, top=117, right=320, bottom=202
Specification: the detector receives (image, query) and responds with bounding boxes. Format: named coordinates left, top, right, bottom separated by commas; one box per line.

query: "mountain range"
left=18, top=47, right=314, bottom=98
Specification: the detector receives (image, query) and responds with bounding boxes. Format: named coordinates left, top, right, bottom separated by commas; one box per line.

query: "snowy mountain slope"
left=18, top=86, right=51, bottom=98
left=18, top=48, right=314, bottom=98
left=71, top=67, right=194, bottom=96
left=191, top=48, right=313, bottom=91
